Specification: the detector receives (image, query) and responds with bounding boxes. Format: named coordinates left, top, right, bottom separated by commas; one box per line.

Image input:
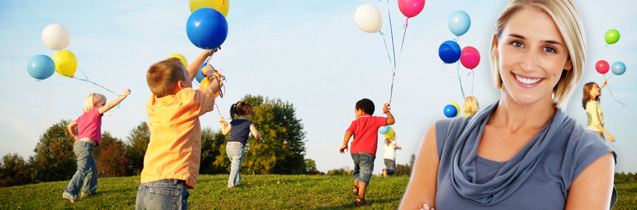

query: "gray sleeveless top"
left=435, top=103, right=615, bottom=209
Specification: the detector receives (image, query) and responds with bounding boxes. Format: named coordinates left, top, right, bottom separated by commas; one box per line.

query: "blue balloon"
left=379, top=125, right=390, bottom=134
left=186, top=8, right=228, bottom=50
left=27, top=55, right=55, bottom=80
left=448, top=10, right=471, bottom=36
left=195, top=63, right=206, bottom=83
left=439, top=40, right=461, bottom=63
left=611, top=61, right=626, bottom=76
left=443, top=104, right=458, bottom=118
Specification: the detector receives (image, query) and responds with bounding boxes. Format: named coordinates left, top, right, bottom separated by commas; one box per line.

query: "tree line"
left=0, top=95, right=312, bottom=187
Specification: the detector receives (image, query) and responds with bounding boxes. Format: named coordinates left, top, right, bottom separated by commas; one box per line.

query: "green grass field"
left=0, top=175, right=635, bottom=209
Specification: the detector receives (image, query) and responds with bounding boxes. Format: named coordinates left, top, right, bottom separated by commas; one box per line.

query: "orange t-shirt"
left=141, top=87, right=215, bottom=189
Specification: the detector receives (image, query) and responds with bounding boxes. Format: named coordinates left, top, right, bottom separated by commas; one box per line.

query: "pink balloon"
left=460, top=46, right=480, bottom=69
left=596, top=60, right=609, bottom=74
left=398, top=0, right=425, bottom=18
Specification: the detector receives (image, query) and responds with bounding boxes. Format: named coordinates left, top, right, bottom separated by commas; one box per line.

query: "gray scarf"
left=450, top=102, right=570, bottom=206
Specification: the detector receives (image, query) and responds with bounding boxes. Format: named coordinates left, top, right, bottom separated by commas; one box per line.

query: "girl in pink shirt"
left=62, top=89, right=130, bottom=203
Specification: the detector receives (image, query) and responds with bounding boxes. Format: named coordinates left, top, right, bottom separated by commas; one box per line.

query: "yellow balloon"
left=383, top=126, right=395, bottom=139
left=52, top=50, right=77, bottom=77
left=189, top=0, right=229, bottom=17
left=168, top=53, right=188, bottom=68
left=450, top=102, right=460, bottom=114
left=199, top=73, right=223, bottom=98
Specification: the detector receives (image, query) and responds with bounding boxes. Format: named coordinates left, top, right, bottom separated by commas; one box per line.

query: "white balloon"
left=354, top=4, right=382, bottom=33
left=41, top=23, right=70, bottom=50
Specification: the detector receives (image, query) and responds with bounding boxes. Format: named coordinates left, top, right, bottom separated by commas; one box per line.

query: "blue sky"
left=1, top=0, right=635, bottom=174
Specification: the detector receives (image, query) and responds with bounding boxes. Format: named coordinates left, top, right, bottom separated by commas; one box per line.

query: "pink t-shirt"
left=346, top=114, right=387, bottom=156
left=76, top=108, right=103, bottom=145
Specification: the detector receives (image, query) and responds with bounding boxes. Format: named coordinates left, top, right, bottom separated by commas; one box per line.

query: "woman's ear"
left=564, top=58, right=573, bottom=71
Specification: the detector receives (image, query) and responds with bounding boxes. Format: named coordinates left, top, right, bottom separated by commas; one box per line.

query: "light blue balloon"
left=611, top=61, right=626, bottom=75
left=378, top=125, right=390, bottom=134
left=448, top=10, right=471, bottom=36
left=27, top=55, right=55, bottom=80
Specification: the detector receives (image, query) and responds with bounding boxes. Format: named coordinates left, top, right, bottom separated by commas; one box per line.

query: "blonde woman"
left=401, top=0, right=615, bottom=209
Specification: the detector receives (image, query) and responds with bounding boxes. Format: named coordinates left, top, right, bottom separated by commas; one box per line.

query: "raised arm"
left=599, top=80, right=607, bottom=90
left=565, top=153, right=615, bottom=210
left=399, top=123, right=439, bottom=209
left=187, top=48, right=220, bottom=80
left=384, top=103, right=395, bottom=125
left=98, top=89, right=130, bottom=115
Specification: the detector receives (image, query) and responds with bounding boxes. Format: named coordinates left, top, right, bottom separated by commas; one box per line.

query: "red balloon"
left=596, top=60, right=609, bottom=74
left=460, top=46, right=480, bottom=69
left=398, top=0, right=425, bottom=18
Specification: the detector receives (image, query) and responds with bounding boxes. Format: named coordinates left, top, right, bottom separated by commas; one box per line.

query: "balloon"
left=379, top=125, right=390, bottom=134
left=41, top=23, right=70, bottom=50
left=450, top=102, right=460, bottom=113
left=444, top=104, right=458, bottom=118
left=438, top=40, right=461, bottom=63
left=196, top=67, right=205, bottom=83
left=448, top=11, right=471, bottom=36
left=460, top=46, right=480, bottom=69
left=605, top=29, right=620, bottom=45
left=611, top=61, right=626, bottom=76
left=27, top=55, right=55, bottom=80
left=595, top=60, right=609, bottom=74
left=354, top=4, right=382, bottom=33
left=52, top=50, right=77, bottom=77
left=398, top=0, right=425, bottom=18
left=186, top=8, right=228, bottom=50
left=199, top=71, right=223, bottom=98
left=189, top=0, right=229, bottom=17
left=168, top=53, right=188, bottom=68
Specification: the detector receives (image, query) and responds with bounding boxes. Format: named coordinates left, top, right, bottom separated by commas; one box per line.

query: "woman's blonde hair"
left=463, top=96, right=479, bottom=116
left=489, top=0, right=586, bottom=106
left=83, top=93, right=106, bottom=113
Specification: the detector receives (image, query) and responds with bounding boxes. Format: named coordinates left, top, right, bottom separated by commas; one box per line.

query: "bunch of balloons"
left=378, top=125, right=395, bottom=139
left=27, top=23, right=76, bottom=81
left=187, top=0, right=229, bottom=50
left=595, top=29, right=627, bottom=77
left=437, top=11, right=480, bottom=117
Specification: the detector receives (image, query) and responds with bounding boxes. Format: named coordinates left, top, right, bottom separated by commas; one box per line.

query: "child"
left=135, top=49, right=222, bottom=210
left=461, top=96, right=479, bottom=118
left=62, top=89, right=131, bottom=203
left=219, top=101, right=261, bottom=189
left=339, top=98, right=395, bottom=206
left=382, top=135, right=401, bottom=177
left=582, top=80, right=615, bottom=142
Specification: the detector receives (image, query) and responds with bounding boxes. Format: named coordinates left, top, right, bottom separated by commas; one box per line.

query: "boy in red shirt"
left=339, top=98, right=395, bottom=206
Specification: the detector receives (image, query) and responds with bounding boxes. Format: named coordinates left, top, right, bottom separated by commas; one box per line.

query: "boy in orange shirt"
left=135, top=49, right=222, bottom=210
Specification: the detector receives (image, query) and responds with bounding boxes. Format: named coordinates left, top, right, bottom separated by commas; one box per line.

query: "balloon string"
left=379, top=32, right=394, bottom=66
left=604, top=83, right=629, bottom=108
left=471, top=71, right=475, bottom=96
left=71, top=77, right=119, bottom=96
left=399, top=18, right=409, bottom=53
left=389, top=71, right=395, bottom=105
left=456, top=62, right=466, bottom=99
left=386, top=0, right=397, bottom=70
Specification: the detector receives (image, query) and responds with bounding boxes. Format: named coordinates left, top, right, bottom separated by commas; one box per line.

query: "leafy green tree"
left=94, top=132, right=130, bottom=177
left=0, top=153, right=33, bottom=187
left=30, top=120, right=76, bottom=182
left=125, top=122, right=150, bottom=175
left=200, top=128, right=228, bottom=174
left=305, top=158, right=320, bottom=174
left=394, top=154, right=415, bottom=176
left=214, top=95, right=307, bottom=174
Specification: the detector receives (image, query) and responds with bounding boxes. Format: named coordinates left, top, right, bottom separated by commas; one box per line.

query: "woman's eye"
left=543, top=47, right=556, bottom=53
left=511, top=41, right=523, bottom=48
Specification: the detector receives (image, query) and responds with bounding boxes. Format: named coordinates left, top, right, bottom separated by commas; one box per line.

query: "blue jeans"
left=351, top=153, right=375, bottom=185
left=384, top=158, right=396, bottom=176
left=135, top=179, right=189, bottom=210
left=62, top=141, right=98, bottom=200
left=226, top=141, right=245, bottom=188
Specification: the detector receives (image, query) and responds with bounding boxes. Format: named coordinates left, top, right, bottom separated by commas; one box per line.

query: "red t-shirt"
left=346, top=114, right=387, bottom=156
left=76, top=108, right=103, bottom=145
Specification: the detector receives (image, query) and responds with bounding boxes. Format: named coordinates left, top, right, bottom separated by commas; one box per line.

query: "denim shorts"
left=351, top=153, right=375, bottom=185
left=135, top=179, right=189, bottom=210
